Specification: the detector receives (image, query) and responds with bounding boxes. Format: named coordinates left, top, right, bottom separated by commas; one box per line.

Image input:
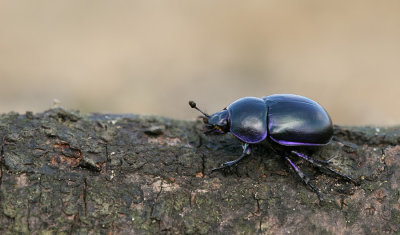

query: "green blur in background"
left=0, top=1, right=399, bottom=125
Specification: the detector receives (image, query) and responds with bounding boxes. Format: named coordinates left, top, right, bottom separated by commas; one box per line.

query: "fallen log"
left=0, top=108, right=399, bottom=234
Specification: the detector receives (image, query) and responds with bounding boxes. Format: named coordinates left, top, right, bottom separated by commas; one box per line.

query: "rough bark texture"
left=0, top=108, right=399, bottom=234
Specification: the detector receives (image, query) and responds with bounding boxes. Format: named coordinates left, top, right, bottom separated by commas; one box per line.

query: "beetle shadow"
left=254, top=141, right=322, bottom=177
left=277, top=141, right=359, bottom=191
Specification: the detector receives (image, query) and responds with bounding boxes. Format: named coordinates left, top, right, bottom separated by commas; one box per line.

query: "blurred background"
left=0, top=1, right=399, bottom=125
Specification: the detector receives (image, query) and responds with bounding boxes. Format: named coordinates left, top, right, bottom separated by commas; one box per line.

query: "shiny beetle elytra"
left=189, top=94, right=356, bottom=200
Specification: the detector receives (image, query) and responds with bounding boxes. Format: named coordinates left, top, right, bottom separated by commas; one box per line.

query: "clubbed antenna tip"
left=188, top=100, right=210, bottom=117
left=189, top=100, right=196, bottom=108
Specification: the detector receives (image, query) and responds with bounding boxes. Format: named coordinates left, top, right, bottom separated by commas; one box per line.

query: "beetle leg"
left=211, top=143, right=251, bottom=172
left=291, top=150, right=330, bottom=165
left=284, top=156, right=323, bottom=201
left=290, top=150, right=357, bottom=184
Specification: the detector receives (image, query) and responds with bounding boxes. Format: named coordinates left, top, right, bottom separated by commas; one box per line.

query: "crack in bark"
left=38, top=174, right=43, bottom=206
left=69, top=213, right=79, bottom=235
left=105, top=143, right=109, bottom=173
left=27, top=200, right=30, bottom=233
left=149, top=180, right=164, bottom=233
left=339, top=195, right=347, bottom=210
left=253, top=193, right=262, bottom=233
left=189, top=191, right=193, bottom=208
left=69, top=178, right=87, bottom=234
left=150, top=180, right=164, bottom=219
left=201, top=153, right=205, bottom=176
left=83, top=178, right=87, bottom=216
left=257, top=201, right=262, bottom=233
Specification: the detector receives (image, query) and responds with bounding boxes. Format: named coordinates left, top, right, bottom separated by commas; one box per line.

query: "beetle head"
left=204, top=110, right=229, bottom=134
left=189, top=101, right=229, bottom=134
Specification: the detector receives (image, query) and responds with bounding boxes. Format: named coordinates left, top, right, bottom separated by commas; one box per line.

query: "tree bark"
left=0, top=108, right=399, bottom=234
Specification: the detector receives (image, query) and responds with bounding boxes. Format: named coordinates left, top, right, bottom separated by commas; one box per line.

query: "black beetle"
left=189, top=94, right=356, bottom=200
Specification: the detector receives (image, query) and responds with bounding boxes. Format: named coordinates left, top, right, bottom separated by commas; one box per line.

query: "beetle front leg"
left=211, top=143, right=251, bottom=172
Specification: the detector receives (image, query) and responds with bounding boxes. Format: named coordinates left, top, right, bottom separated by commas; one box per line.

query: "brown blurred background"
left=0, top=1, right=399, bottom=125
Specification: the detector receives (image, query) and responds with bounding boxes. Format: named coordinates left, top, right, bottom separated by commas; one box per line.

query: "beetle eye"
left=218, top=119, right=227, bottom=126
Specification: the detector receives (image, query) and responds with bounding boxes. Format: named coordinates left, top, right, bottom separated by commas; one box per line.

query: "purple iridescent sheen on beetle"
left=189, top=94, right=356, bottom=200
left=194, top=94, right=333, bottom=145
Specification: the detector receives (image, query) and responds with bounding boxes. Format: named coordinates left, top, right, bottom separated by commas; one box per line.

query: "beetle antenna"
left=189, top=101, right=210, bottom=117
